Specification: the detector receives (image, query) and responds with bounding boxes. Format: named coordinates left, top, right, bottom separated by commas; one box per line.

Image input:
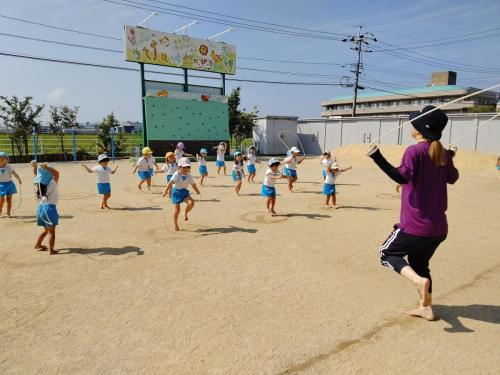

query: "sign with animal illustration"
left=124, top=26, right=237, bottom=75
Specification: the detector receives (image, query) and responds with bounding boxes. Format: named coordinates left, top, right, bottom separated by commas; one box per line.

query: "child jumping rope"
left=246, top=146, right=259, bottom=183
left=132, top=147, right=159, bottom=190
left=232, top=151, right=245, bottom=195
left=323, top=161, right=352, bottom=208
left=213, top=142, right=227, bottom=175
left=0, top=151, right=22, bottom=218
left=262, top=157, right=286, bottom=215
left=161, top=152, right=178, bottom=184
left=283, top=146, right=305, bottom=192
left=196, top=148, right=208, bottom=186
left=174, top=142, right=193, bottom=161
left=162, top=157, right=200, bottom=231
left=82, top=154, right=118, bottom=209
left=33, top=162, right=60, bottom=255
left=367, top=106, right=459, bottom=321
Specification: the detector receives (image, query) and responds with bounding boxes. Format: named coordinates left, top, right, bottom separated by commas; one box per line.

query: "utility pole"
left=342, top=26, right=377, bottom=117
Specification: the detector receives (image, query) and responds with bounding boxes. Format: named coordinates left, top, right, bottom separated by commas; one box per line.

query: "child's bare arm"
left=41, top=164, right=60, bottom=183
left=132, top=165, right=138, bottom=173
left=154, top=162, right=160, bottom=170
left=30, top=160, right=37, bottom=176
left=162, top=180, right=174, bottom=196
left=82, top=165, right=92, bottom=173
left=12, top=171, right=22, bottom=184
left=111, top=165, right=119, bottom=174
left=191, top=183, right=200, bottom=194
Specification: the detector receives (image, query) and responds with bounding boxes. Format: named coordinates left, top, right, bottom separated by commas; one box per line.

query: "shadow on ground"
left=336, top=205, right=388, bottom=211
left=111, top=206, right=161, bottom=211
left=58, top=246, right=144, bottom=256
left=434, top=304, right=500, bottom=333
left=286, top=213, right=331, bottom=220
left=195, top=226, right=258, bottom=236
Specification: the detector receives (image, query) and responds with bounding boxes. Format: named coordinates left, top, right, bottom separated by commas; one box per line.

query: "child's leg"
left=217, top=167, right=221, bottom=175
left=223, top=166, right=227, bottom=175
left=332, top=193, right=337, bottom=208
left=100, top=195, right=106, bottom=209
left=325, top=195, right=330, bottom=206
left=47, top=227, right=57, bottom=255
left=173, top=204, right=181, bottom=231
left=103, top=193, right=111, bottom=208
left=235, top=180, right=242, bottom=194
left=6, top=195, right=12, bottom=217
left=146, top=177, right=152, bottom=190
left=270, top=196, right=276, bottom=214
left=0, top=196, right=5, bottom=215
left=138, top=179, right=145, bottom=189
left=200, top=175, right=205, bottom=186
left=266, top=197, right=271, bottom=211
left=184, top=197, right=194, bottom=220
left=288, top=177, right=293, bottom=191
left=34, top=228, right=49, bottom=250
left=247, top=173, right=251, bottom=183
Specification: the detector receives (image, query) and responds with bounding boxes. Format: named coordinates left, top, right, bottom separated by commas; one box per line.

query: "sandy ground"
left=1, top=144, right=499, bottom=374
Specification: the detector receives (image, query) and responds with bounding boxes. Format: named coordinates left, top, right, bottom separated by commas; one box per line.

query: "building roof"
left=325, top=85, right=471, bottom=102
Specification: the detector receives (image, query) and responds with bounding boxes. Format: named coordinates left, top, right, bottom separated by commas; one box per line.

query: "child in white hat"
left=196, top=148, right=209, bottom=186
left=0, top=151, right=22, bottom=218
left=232, top=151, right=245, bottom=195
left=162, top=157, right=200, bottom=231
left=262, top=158, right=286, bottom=215
left=82, top=154, right=118, bottom=209
left=213, top=142, right=227, bottom=175
left=283, top=146, right=304, bottom=192
left=323, top=161, right=352, bottom=208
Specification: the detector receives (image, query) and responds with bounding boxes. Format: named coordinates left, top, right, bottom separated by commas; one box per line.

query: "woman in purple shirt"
left=367, top=106, right=459, bottom=321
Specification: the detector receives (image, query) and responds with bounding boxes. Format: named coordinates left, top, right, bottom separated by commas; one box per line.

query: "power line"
left=0, top=51, right=345, bottom=86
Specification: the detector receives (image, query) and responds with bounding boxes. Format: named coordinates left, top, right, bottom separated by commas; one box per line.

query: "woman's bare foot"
left=405, top=305, right=436, bottom=321
left=34, top=245, right=47, bottom=251
left=417, top=278, right=431, bottom=306
left=49, top=249, right=59, bottom=255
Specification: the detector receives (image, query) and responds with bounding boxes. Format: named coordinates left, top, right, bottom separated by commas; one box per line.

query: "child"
left=0, top=152, right=22, bottom=218
left=82, top=154, right=118, bottom=209
left=161, top=152, right=178, bottom=184
left=213, top=142, right=227, bottom=175
left=323, top=161, right=352, bottom=208
left=196, top=148, right=208, bottom=186
left=174, top=142, right=193, bottom=161
left=33, top=162, right=60, bottom=255
left=367, top=105, right=459, bottom=321
left=262, top=157, right=287, bottom=215
left=31, top=160, right=53, bottom=199
left=162, top=158, right=200, bottom=231
left=496, top=155, right=500, bottom=171
left=320, top=151, right=331, bottom=180
left=283, top=146, right=305, bottom=192
left=246, top=146, right=259, bottom=183
left=232, top=151, right=245, bottom=195
left=132, top=147, right=159, bottom=190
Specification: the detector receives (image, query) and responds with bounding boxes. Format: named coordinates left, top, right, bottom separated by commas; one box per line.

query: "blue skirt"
left=323, top=183, right=336, bottom=196
left=97, top=183, right=111, bottom=195
left=199, top=166, right=208, bottom=175
left=284, top=167, right=297, bottom=178
left=36, top=204, right=59, bottom=227
left=171, top=188, right=190, bottom=204
left=215, top=160, right=225, bottom=167
left=138, top=170, right=152, bottom=180
left=232, top=170, right=242, bottom=182
left=167, top=175, right=173, bottom=183
left=0, top=181, right=17, bottom=197
left=247, top=164, right=256, bottom=174
left=261, top=185, right=276, bottom=197
left=496, top=166, right=500, bottom=170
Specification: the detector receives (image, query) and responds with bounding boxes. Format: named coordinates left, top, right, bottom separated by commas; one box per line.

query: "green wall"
left=145, top=97, right=229, bottom=140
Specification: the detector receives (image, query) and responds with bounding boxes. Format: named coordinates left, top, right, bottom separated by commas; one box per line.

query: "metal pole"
left=352, top=26, right=362, bottom=118
left=11, top=138, right=14, bottom=156
left=111, top=128, right=116, bottom=162
left=221, top=73, right=226, bottom=95
left=33, top=128, right=38, bottom=162
left=72, top=129, right=77, bottom=161
left=183, top=68, right=189, bottom=92
left=140, top=63, right=147, bottom=148
left=474, top=116, right=480, bottom=151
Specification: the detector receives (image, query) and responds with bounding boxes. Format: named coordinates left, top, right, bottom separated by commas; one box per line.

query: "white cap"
left=97, top=154, right=110, bottom=162
left=331, top=162, right=339, bottom=169
left=290, top=146, right=301, bottom=154
left=267, top=157, right=280, bottom=166
left=178, top=157, right=191, bottom=167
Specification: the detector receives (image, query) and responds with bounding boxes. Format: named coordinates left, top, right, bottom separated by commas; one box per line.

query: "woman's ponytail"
left=429, top=140, right=447, bottom=167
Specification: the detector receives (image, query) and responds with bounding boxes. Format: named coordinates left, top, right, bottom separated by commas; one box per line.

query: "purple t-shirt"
left=396, top=142, right=459, bottom=237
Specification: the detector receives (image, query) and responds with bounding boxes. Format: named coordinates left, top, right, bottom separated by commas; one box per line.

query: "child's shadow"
left=195, top=226, right=258, bottom=236
left=12, top=215, right=74, bottom=222
left=197, top=198, right=221, bottom=203
left=336, top=205, right=388, bottom=211
left=112, top=206, right=161, bottom=211
left=58, top=246, right=143, bottom=256
left=433, top=304, right=500, bottom=333
left=286, top=213, right=331, bottom=220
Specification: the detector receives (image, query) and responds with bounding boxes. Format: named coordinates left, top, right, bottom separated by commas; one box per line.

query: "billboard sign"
left=124, top=26, right=236, bottom=75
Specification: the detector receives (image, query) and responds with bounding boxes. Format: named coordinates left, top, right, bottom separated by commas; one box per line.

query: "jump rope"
left=30, top=163, right=53, bottom=226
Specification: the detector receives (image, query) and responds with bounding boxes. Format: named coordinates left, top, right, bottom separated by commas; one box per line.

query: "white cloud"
left=47, top=88, right=67, bottom=101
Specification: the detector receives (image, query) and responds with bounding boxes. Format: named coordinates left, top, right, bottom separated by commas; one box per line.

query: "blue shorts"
left=171, top=188, right=190, bottom=204
left=36, top=204, right=59, bottom=227
left=284, top=167, right=297, bottom=178
left=0, top=181, right=17, bottom=197
left=138, top=170, right=152, bottom=180
left=261, top=185, right=276, bottom=197
left=497, top=166, right=500, bottom=170
left=167, top=175, right=173, bottom=183
left=247, top=164, right=256, bottom=174
left=199, top=166, right=208, bottom=175
left=322, top=170, right=327, bottom=178
left=323, top=183, right=336, bottom=196
left=232, top=170, right=242, bottom=182
left=215, top=160, right=225, bottom=167
left=97, top=183, right=111, bottom=195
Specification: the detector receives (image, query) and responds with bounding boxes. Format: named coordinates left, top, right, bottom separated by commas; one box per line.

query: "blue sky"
left=0, top=0, right=499, bottom=122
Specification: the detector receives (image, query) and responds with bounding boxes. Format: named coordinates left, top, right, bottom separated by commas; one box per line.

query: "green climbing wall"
left=145, top=97, right=229, bottom=141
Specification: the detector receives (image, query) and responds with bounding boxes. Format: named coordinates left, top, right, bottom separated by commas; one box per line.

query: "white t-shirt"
left=44, top=179, right=59, bottom=205
left=233, top=162, right=244, bottom=174
left=137, top=156, right=155, bottom=171
left=263, top=168, right=280, bottom=187
left=321, top=158, right=331, bottom=171
left=197, top=155, right=207, bottom=166
left=325, top=162, right=340, bottom=185
left=163, top=162, right=178, bottom=175
left=284, top=155, right=298, bottom=170
left=247, top=154, right=256, bottom=165
left=0, top=164, right=14, bottom=182
left=91, top=165, right=111, bottom=183
left=174, top=149, right=185, bottom=160
left=171, top=171, right=195, bottom=189
left=216, top=146, right=225, bottom=162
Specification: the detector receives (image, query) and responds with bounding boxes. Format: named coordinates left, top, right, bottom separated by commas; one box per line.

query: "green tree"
left=234, top=107, right=259, bottom=151
left=467, top=105, right=496, bottom=113
left=0, top=96, right=44, bottom=155
left=48, top=105, right=80, bottom=153
left=228, top=86, right=241, bottom=142
left=97, top=113, right=127, bottom=155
